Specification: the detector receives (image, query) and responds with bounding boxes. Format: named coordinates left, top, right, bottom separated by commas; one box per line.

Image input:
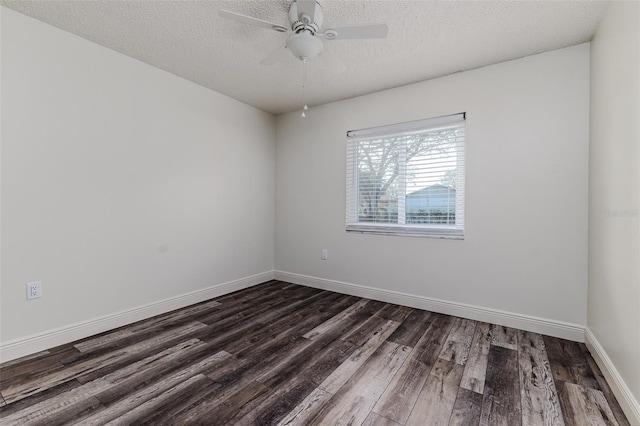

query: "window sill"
left=346, top=225, right=464, bottom=240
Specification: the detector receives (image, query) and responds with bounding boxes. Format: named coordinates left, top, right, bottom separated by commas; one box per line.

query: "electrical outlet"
left=27, top=281, right=42, bottom=300
left=321, top=249, right=328, bottom=260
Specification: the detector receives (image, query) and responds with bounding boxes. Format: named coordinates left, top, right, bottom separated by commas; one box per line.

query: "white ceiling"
left=2, top=0, right=608, bottom=115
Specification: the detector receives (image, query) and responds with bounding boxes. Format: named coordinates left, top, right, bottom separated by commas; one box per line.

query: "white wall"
left=0, top=8, right=275, bottom=356
left=275, top=45, right=590, bottom=336
left=588, top=1, right=640, bottom=422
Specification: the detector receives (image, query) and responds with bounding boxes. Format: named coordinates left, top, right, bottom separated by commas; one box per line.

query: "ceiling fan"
left=219, top=0, right=388, bottom=71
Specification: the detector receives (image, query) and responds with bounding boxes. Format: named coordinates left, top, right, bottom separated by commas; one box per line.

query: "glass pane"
left=356, top=138, right=399, bottom=224
left=405, top=129, right=458, bottom=225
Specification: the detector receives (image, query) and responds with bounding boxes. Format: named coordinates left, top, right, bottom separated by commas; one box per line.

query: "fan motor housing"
left=289, top=1, right=323, bottom=34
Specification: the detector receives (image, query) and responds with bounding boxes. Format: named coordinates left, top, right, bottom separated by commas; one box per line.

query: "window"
left=346, top=113, right=465, bottom=238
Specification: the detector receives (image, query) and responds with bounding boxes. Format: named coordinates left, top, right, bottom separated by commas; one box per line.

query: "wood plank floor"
left=0, top=280, right=630, bottom=425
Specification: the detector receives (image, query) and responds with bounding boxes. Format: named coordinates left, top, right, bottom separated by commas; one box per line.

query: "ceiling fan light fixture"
left=286, top=31, right=324, bottom=61
left=220, top=0, right=387, bottom=70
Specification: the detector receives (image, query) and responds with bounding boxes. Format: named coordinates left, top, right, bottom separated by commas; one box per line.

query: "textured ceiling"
left=2, top=0, right=608, bottom=115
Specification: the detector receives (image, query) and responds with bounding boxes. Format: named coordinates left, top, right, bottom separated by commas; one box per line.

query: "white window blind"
left=346, top=113, right=465, bottom=238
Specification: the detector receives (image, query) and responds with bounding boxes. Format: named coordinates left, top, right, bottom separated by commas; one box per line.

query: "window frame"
left=346, top=113, right=466, bottom=239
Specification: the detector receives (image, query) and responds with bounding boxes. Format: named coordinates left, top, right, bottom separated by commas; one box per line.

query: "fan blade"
left=296, top=0, right=317, bottom=24
left=219, top=9, right=289, bottom=33
left=322, top=23, right=388, bottom=39
left=321, top=48, right=347, bottom=74
left=260, top=45, right=290, bottom=66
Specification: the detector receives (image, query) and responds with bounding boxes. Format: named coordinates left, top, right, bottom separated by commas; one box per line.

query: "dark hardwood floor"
left=0, top=280, right=630, bottom=425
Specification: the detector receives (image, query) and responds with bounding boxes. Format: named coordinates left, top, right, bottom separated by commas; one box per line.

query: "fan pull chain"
left=301, top=59, right=308, bottom=118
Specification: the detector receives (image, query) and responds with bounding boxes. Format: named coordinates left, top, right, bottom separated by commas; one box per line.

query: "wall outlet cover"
left=27, top=281, right=43, bottom=300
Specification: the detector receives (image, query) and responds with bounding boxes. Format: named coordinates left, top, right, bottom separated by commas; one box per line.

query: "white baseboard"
left=0, top=271, right=274, bottom=364
left=274, top=270, right=585, bottom=342
left=585, top=328, right=640, bottom=425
